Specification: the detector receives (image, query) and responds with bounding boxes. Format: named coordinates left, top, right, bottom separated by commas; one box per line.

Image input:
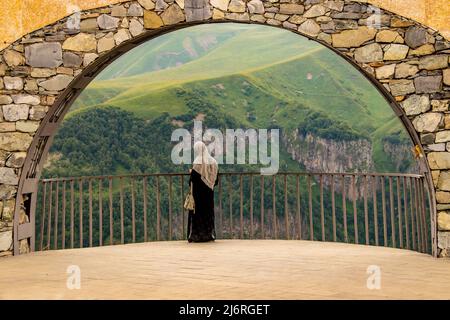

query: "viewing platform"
left=1, top=240, right=449, bottom=300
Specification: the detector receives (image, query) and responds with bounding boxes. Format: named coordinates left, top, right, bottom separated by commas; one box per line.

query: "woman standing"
left=187, top=141, right=218, bottom=242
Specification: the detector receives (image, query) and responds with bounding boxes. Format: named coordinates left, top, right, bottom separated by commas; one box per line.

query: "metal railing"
left=35, top=172, right=432, bottom=254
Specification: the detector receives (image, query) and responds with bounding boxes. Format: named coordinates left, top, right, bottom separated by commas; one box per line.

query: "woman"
left=187, top=141, right=219, bottom=242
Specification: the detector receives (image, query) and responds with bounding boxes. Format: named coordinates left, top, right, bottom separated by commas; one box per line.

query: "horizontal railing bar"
left=40, top=171, right=424, bottom=182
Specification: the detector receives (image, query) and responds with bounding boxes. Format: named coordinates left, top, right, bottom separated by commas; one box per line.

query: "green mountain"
left=47, top=23, right=416, bottom=177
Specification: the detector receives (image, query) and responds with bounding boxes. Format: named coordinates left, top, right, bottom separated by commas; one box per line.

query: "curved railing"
left=35, top=172, right=432, bottom=254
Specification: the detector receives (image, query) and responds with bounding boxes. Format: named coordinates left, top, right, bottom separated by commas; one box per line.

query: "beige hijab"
left=192, top=141, right=218, bottom=190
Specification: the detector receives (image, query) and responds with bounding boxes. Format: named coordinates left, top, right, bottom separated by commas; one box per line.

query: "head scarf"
left=192, top=141, right=218, bottom=190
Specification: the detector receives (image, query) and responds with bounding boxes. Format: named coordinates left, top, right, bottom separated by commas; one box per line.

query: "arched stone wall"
left=0, top=0, right=449, bottom=257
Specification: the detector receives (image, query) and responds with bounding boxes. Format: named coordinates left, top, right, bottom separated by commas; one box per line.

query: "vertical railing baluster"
left=260, top=175, right=264, bottom=239
left=320, top=174, right=325, bottom=241
left=62, top=180, right=66, bottom=250
left=39, top=182, right=47, bottom=251
left=250, top=174, right=254, bottom=239
left=381, top=176, right=387, bottom=246
left=47, top=181, right=53, bottom=250
left=218, top=175, right=223, bottom=239
left=156, top=176, right=161, bottom=241
left=79, top=179, right=83, bottom=248
left=98, top=178, right=103, bottom=247
left=88, top=179, right=93, bottom=248
left=181, top=175, right=185, bottom=240
left=54, top=181, right=59, bottom=250
left=416, top=178, right=423, bottom=252
left=131, top=178, right=136, bottom=243
left=409, top=177, right=416, bottom=251
left=372, top=176, right=378, bottom=246
left=342, top=175, right=348, bottom=243
left=352, top=175, right=358, bottom=244
left=396, top=177, right=403, bottom=248
left=228, top=176, right=233, bottom=238
left=168, top=176, right=172, bottom=241
left=403, top=176, right=410, bottom=250
left=420, top=178, right=429, bottom=253
left=363, top=175, right=369, bottom=245
left=143, top=177, right=148, bottom=242
left=272, top=175, right=277, bottom=239
left=108, top=177, right=113, bottom=245
left=296, top=174, right=302, bottom=240
left=119, top=177, right=124, bottom=244
left=70, top=180, right=74, bottom=249
left=308, top=174, right=313, bottom=241
left=413, top=178, right=421, bottom=252
left=284, top=174, right=289, bottom=240
left=331, top=174, right=336, bottom=242
left=240, top=175, right=243, bottom=239
left=389, top=176, right=396, bottom=248
left=415, top=178, right=424, bottom=252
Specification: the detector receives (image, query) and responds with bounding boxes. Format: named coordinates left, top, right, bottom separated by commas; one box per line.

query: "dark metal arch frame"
left=12, top=19, right=437, bottom=256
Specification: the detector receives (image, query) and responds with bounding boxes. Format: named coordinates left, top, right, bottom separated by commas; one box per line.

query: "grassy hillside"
left=56, top=23, right=414, bottom=175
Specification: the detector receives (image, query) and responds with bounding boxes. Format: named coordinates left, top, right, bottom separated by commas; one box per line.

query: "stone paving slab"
left=0, top=240, right=449, bottom=299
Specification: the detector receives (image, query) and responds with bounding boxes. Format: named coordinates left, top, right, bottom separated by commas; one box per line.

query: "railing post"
left=372, top=175, right=378, bottom=246
left=381, top=176, right=387, bottom=246
left=296, top=174, right=302, bottom=240
left=70, top=180, right=74, bottom=249
left=396, top=177, right=403, bottom=249
left=54, top=181, right=59, bottom=250
left=131, top=178, right=136, bottom=243
left=250, top=174, right=254, bottom=239
left=403, top=176, right=410, bottom=250
left=180, top=175, right=185, bottom=240
left=352, top=175, right=358, bottom=244
left=240, top=175, right=243, bottom=239
left=47, top=181, right=53, bottom=250
left=39, top=182, right=47, bottom=251
left=168, top=176, right=172, bottom=241
left=272, top=175, right=277, bottom=239
left=218, top=175, right=223, bottom=239
left=156, top=176, right=161, bottom=241
left=363, top=175, right=369, bottom=245
left=228, top=176, right=233, bottom=239
left=341, top=175, right=348, bottom=243
left=62, top=180, right=66, bottom=250
left=420, top=178, right=429, bottom=253
left=108, top=177, right=113, bottom=245
left=320, top=174, right=325, bottom=242
left=98, top=178, right=103, bottom=247
left=284, top=174, right=289, bottom=240
left=331, top=174, right=336, bottom=242
left=260, top=175, right=264, bottom=239
left=308, top=174, right=313, bottom=241
left=389, top=176, right=396, bottom=248
left=119, top=177, right=124, bottom=244
left=88, top=179, right=93, bottom=248
left=143, top=176, right=148, bottom=242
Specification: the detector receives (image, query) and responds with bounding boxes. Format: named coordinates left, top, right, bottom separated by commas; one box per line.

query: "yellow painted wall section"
left=0, top=0, right=449, bottom=51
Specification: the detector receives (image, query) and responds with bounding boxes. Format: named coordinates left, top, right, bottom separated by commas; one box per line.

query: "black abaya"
left=187, top=169, right=218, bottom=242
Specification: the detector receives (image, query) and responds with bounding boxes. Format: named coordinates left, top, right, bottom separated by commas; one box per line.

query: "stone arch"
left=0, top=0, right=449, bottom=257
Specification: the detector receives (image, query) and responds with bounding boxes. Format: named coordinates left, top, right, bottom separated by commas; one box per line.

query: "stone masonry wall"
left=0, top=0, right=449, bottom=257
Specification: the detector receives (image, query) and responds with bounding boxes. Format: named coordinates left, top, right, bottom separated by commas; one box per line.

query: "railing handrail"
left=40, top=171, right=424, bottom=182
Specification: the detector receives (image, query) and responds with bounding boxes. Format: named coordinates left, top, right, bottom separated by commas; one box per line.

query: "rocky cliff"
left=283, top=129, right=374, bottom=174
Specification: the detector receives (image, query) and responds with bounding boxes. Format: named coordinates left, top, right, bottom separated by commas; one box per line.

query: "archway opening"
left=23, top=22, right=433, bottom=254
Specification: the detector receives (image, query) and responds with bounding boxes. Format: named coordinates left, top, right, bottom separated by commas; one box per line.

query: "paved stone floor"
left=0, top=240, right=449, bottom=299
